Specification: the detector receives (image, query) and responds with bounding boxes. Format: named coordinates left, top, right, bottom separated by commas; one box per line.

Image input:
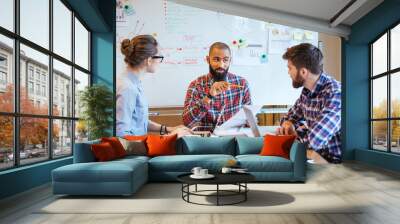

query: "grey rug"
left=38, top=183, right=362, bottom=214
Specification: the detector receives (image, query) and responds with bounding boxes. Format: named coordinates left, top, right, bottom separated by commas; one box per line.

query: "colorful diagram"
left=116, top=0, right=135, bottom=25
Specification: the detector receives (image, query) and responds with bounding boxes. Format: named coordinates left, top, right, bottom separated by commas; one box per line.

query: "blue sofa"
left=52, top=136, right=306, bottom=196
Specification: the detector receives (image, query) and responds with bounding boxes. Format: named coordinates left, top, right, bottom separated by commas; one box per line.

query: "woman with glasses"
left=117, top=35, right=190, bottom=137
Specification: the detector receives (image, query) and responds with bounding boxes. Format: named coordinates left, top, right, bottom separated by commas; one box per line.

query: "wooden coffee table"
left=177, top=172, right=255, bottom=206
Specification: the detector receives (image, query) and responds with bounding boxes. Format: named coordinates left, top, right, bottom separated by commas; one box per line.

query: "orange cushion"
left=101, top=137, right=127, bottom=158
left=146, top=134, right=177, bottom=157
left=91, top=142, right=117, bottom=162
left=124, top=135, right=148, bottom=141
left=259, top=134, right=296, bottom=159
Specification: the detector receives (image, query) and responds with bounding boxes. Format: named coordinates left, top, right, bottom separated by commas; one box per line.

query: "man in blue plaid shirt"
left=277, top=43, right=342, bottom=164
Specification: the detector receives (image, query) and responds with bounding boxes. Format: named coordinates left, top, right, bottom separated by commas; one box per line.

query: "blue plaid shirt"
left=281, top=73, right=341, bottom=162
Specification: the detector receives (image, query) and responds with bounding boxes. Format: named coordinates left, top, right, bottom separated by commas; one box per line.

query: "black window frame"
left=370, top=19, right=400, bottom=154
left=0, top=0, right=92, bottom=171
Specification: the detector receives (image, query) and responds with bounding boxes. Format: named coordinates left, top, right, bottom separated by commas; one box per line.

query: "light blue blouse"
left=116, top=71, right=149, bottom=136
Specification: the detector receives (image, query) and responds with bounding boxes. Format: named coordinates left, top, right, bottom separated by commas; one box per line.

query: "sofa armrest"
left=289, top=141, right=307, bottom=181
left=73, top=140, right=100, bottom=163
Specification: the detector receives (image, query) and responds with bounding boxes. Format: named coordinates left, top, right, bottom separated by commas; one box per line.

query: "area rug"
left=37, top=183, right=362, bottom=214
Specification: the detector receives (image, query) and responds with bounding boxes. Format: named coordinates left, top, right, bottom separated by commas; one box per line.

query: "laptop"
left=242, top=105, right=279, bottom=137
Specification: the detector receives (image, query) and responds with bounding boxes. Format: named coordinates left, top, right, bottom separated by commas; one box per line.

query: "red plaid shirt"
left=183, top=72, right=251, bottom=130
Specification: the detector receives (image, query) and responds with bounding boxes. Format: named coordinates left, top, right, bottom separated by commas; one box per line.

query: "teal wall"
left=91, top=32, right=115, bottom=136
left=344, top=0, right=400, bottom=170
left=91, top=0, right=116, bottom=135
left=0, top=0, right=115, bottom=200
left=0, top=158, right=72, bottom=199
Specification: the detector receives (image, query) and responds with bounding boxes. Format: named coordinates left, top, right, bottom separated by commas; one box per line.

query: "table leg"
left=245, top=183, right=247, bottom=201
left=181, top=184, right=183, bottom=199
left=217, top=184, right=219, bottom=206
left=187, top=184, right=190, bottom=202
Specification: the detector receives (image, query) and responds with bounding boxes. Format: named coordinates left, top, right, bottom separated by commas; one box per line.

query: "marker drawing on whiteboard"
left=137, top=22, right=145, bottom=35
left=132, top=20, right=139, bottom=34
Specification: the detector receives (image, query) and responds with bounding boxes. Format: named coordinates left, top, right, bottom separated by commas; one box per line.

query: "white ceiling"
left=225, top=0, right=353, bottom=23
left=171, top=0, right=384, bottom=37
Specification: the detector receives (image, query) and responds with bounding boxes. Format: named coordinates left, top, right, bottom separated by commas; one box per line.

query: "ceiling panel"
left=225, top=0, right=352, bottom=21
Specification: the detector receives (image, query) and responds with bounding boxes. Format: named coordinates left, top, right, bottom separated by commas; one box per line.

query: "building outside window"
left=0, top=0, right=91, bottom=170
left=370, top=23, right=400, bottom=154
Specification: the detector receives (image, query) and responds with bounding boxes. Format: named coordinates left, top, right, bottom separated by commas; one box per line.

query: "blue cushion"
left=52, top=159, right=146, bottom=183
left=73, top=140, right=100, bottom=163
left=52, top=158, right=148, bottom=195
left=116, top=155, right=150, bottom=163
left=148, top=154, right=235, bottom=172
left=178, top=136, right=236, bottom=155
left=235, top=137, right=263, bottom=155
left=236, top=155, right=293, bottom=172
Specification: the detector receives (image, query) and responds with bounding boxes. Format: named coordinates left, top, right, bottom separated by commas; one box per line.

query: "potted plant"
left=79, top=84, right=114, bottom=140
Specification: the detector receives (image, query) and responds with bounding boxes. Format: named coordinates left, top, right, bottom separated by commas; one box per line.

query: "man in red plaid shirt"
left=183, top=42, right=251, bottom=131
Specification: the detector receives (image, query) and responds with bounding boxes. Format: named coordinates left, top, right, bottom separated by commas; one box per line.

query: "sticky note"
left=304, top=31, right=315, bottom=40
left=260, top=54, right=268, bottom=63
left=293, top=31, right=303, bottom=41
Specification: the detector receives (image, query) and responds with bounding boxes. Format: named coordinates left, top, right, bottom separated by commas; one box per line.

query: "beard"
left=292, top=71, right=305, bottom=88
left=209, top=65, right=228, bottom=81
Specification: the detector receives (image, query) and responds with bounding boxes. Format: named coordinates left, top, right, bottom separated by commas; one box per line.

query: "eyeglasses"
left=151, top=55, right=164, bottom=63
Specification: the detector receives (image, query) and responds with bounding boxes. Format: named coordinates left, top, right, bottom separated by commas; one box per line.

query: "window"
left=28, top=67, right=34, bottom=80
left=36, top=83, right=40, bottom=95
left=0, top=0, right=14, bottom=32
left=370, top=22, right=400, bottom=154
left=20, top=0, right=49, bottom=49
left=0, top=116, right=13, bottom=170
left=0, top=54, right=7, bottom=86
left=53, top=0, right=72, bottom=60
left=0, top=35, right=14, bottom=114
left=53, top=59, right=72, bottom=116
left=0, top=54, right=7, bottom=67
left=0, top=1, right=91, bottom=170
left=42, top=85, right=46, bottom=97
left=28, top=81, right=34, bottom=94
left=0, top=71, right=6, bottom=85
left=74, top=69, right=89, bottom=119
left=53, top=119, right=72, bottom=158
left=75, top=17, right=90, bottom=70
left=35, top=70, right=41, bottom=81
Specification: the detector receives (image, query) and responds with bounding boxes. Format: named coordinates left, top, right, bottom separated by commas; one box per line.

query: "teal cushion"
left=52, top=159, right=147, bottom=183
left=236, top=137, right=263, bottom=155
left=73, top=139, right=101, bottom=163
left=236, top=155, right=293, bottom=172
left=116, top=155, right=150, bottom=163
left=148, top=154, right=235, bottom=172
left=178, top=136, right=236, bottom=155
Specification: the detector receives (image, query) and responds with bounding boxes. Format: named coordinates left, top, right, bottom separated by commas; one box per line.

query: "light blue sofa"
left=52, top=136, right=306, bottom=196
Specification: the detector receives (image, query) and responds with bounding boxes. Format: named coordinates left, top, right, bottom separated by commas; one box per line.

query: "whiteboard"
left=116, top=0, right=318, bottom=107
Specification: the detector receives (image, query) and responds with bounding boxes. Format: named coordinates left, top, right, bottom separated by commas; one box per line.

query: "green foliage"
left=79, top=84, right=113, bottom=140
left=373, top=99, right=400, bottom=140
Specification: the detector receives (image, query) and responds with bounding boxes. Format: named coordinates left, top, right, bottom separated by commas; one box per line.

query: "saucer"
left=190, top=174, right=215, bottom=179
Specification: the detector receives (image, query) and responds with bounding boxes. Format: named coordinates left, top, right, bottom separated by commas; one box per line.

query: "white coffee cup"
left=221, top=167, right=232, bottom=174
left=191, top=167, right=202, bottom=176
left=199, top=169, right=208, bottom=176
